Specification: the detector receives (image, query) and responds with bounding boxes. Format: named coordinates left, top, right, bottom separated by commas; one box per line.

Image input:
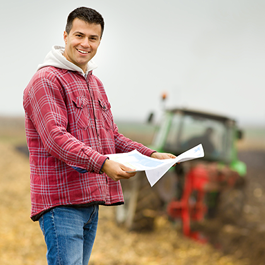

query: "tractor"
left=115, top=105, right=247, bottom=241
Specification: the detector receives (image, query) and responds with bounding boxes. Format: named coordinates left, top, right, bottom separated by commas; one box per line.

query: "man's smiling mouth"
left=76, top=48, right=89, bottom=54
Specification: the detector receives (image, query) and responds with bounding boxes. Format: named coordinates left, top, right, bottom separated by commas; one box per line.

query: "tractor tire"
left=217, top=187, right=245, bottom=224
left=115, top=172, right=161, bottom=231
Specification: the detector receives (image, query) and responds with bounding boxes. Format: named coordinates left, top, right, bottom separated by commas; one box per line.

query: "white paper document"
left=107, top=144, right=204, bottom=187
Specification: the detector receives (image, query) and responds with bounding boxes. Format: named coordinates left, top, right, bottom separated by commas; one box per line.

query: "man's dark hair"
left=65, top=7, right=104, bottom=37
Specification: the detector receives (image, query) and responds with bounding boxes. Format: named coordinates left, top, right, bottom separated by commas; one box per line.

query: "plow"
left=166, top=162, right=245, bottom=242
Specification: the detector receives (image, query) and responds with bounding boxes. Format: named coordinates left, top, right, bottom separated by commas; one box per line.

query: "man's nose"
left=81, top=38, right=90, bottom=47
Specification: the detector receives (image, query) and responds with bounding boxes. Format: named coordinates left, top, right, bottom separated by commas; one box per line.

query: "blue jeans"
left=39, top=205, right=99, bottom=265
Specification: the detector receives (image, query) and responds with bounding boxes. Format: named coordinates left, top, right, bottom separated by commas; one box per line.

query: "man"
left=23, top=7, right=175, bottom=265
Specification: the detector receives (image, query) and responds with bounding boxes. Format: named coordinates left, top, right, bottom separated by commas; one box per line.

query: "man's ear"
left=63, top=31, right=68, bottom=44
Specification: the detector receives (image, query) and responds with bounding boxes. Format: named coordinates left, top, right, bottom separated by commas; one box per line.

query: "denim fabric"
left=39, top=205, right=99, bottom=265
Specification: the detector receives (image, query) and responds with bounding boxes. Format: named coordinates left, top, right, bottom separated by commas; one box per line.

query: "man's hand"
left=101, top=159, right=136, bottom=181
left=150, top=152, right=176, bottom=160
left=151, top=152, right=177, bottom=166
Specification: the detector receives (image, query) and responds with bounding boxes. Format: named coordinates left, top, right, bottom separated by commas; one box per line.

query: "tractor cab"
left=152, top=108, right=243, bottom=165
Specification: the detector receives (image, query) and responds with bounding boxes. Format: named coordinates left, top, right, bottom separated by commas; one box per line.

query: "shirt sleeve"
left=24, top=74, right=107, bottom=173
left=72, top=157, right=109, bottom=174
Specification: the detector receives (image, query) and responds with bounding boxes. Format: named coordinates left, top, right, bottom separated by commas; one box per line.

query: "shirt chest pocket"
left=72, top=96, right=91, bottom=130
left=98, top=99, right=113, bottom=130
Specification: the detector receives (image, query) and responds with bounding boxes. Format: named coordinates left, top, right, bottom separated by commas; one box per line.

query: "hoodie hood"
left=37, top=45, right=98, bottom=76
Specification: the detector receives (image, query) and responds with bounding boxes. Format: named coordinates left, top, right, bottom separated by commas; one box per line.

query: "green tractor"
left=116, top=107, right=246, bottom=239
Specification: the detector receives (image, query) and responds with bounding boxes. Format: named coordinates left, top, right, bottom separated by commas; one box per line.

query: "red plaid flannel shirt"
left=23, top=66, right=154, bottom=220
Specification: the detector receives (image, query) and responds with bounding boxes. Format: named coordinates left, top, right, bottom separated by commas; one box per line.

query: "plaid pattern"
left=23, top=66, right=154, bottom=220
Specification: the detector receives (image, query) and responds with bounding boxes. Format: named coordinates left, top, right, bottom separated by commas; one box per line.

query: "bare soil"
left=219, top=149, right=265, bottom=264
left=0, top=119, right=264, bottom=265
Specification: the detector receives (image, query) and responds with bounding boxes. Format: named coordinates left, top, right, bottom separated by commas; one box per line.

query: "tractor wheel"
left=115, top=172, right=161, bottom=231
left=217, top=187, right=245, bottom=224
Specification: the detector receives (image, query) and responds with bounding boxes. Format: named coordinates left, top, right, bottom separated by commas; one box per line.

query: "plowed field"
left=0, top=119, right=264, bottom=264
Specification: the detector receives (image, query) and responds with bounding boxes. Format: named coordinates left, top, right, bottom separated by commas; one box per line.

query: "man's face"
left=63, top=18, right=101, bottom=72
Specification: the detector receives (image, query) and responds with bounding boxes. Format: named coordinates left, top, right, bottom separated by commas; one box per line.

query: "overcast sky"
left=1, top=0, right=264, bottom=126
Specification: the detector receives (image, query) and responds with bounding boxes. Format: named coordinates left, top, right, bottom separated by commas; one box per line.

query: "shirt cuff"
left=150, top=151, right=157, bottom=157
left=99, top=157, right=109, bottom=174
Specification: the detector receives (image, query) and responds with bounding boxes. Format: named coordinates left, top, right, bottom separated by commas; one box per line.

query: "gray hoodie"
left=37, top=45, right=98, bottom=77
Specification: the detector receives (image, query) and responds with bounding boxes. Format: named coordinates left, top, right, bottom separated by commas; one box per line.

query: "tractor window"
left=163, top=112, right=232, bottom=162
left=164, top=114, right=182, bottom=148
